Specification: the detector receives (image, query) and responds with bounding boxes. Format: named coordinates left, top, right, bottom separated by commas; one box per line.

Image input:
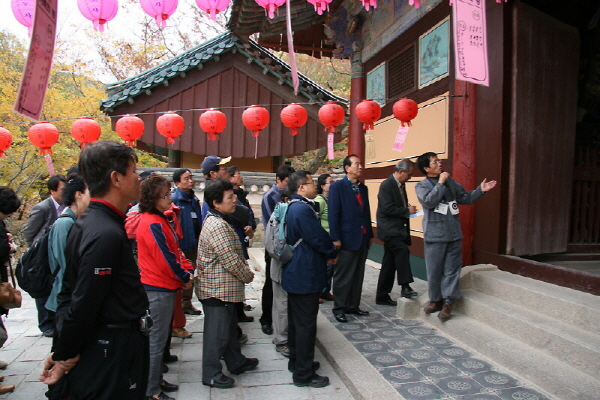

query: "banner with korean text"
left=453, top=0, right=489, bottom=87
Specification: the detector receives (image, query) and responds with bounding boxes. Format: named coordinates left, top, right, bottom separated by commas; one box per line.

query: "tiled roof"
left=100, top=31, right=347, bottom=112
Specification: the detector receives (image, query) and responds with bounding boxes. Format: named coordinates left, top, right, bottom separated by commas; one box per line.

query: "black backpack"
left=16, top=214, right=73, bottom=298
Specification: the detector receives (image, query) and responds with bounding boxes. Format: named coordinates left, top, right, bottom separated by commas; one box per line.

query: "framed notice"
left=366, top=62, right=386, bottom=106
left=418, top=18, right=450, bottom=89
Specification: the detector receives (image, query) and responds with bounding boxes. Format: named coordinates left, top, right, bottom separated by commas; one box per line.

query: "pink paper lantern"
left=359, top=0, right=377, bottom=11
left=306, top=0, right=332, bottom=15
left=11, top=0, right=35, bottom=37
left=140, top=0, right=178, bottom=28
left=255, top=0, right=285, bottom=19
left=408, top=0, right=419, bottom=8
left=195, top=0, right=230, bottom=21
left=78, top=0, right=119, bottom=32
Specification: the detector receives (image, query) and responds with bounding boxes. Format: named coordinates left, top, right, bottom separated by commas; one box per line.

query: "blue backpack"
left=265, top=200, right=317, bottom=264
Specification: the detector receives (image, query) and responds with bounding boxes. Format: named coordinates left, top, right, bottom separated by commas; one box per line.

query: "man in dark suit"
left=329, top=154, right=374, bottom=323
left=375, top=159, right=418, bottom=306
left=23, top=175, right=66, bottom=337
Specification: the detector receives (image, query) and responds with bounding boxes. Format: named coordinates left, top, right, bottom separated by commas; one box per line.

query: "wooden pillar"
left=348, top=44, right=365, bottom=161
left=452, top=81, right=477, bottom=266
left=168, top=149, right=181, bottom=168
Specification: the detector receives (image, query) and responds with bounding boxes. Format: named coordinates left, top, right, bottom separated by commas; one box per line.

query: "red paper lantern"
left=0, top=127, right=12, bottom=157
left=199, top=109, right=227, bottom=141
left=355, top=99, right=382, bottom=131
left=115, top=115, right=145, bottom=146
left=280, top=104, right=308, bottom=136
left=157, top=112, right=185, bottom=145
left=71, top=117, right=101, bottom=149
left=242, top=105, right=270, bottom=138
left=28, top=122, right=59, bottom=155
left=318, top=102, right=345, bottom=134
left=393, top=98, right=419, bottom=127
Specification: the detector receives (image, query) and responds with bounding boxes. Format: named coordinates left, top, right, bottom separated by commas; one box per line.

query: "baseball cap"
left=201, top=155, right=232, bottom=175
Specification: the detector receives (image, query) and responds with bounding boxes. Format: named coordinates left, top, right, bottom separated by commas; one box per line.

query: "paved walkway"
left=0, top=247, right=555, bottom=400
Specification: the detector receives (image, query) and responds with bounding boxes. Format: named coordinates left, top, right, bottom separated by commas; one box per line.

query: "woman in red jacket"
left=136, top=175, right=193, bottom=400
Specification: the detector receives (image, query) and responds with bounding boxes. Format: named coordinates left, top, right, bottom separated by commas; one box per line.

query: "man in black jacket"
left=375, top=159, right=418, bottom=306
left=40, top=141, right=150, bottom=400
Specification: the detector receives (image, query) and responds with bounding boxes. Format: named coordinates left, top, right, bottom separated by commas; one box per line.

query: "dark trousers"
left=376, top=237, right=414, bottom=302
left=69, top=326, right=149, bottom=400
left=182, top=250, right=200, bottom=311
left=202, top=303, right=246, bottom=382
left=287, top=292, right=320, bottom=383
left=37, top=297, right=55, bottom=332
left=332, top=235, right=369, bottom=315
left=320, top=263, right=335, bottom=297
left=260, top=252, right=273, bottom=325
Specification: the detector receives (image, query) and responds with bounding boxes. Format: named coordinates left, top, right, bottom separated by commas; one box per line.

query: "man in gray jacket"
left=415, top=152, right=496, bottom=321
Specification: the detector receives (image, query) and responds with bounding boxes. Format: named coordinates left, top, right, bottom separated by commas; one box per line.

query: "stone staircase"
left=420, top=265, right=600, bottom=400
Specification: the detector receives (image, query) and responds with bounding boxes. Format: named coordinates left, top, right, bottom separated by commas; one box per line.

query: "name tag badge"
left=434, top=203, right=449, bottom=215
left=449, top=200, right=459, bottom=215
left=191, top=212, right=197, bottom=219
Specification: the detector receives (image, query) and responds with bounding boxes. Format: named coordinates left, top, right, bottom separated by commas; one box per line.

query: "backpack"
left=265, top=199, right=318, bottom=264
left=16, top=214, right=73, bottom=298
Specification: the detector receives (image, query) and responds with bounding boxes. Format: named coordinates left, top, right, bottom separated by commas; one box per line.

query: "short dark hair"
left=204, top=179, right=234, bottom=209
left=0, top=187, right=21, bottom=215
left=288, top=170, right=310, bottom=195
left=228, top=166, right=240, bottom=177
left=47, top=175, right=67, bottom=192
left=417, top=152, right=437, bottom=175
left=62, top=173, right=87, bottom=207
left=276, top=164, right=295, bottom=182
left=139, top=175, right=170, bottom=213
left=316, top=174, right=331, bottom=194
left=172, top=168, right=191, bottom=183
left=78, top=141, right=137, bottom=198
left=342, top=154, right=358, bottom=174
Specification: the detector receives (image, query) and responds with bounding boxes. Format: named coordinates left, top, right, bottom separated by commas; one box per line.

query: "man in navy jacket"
left=281, top=171, right=337, bottom=388
left=328, top=154, right=374, bottom=323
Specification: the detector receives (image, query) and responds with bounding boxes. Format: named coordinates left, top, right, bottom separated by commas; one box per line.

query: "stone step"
left=457, top=288, right=600, bottom=378
left=421, top=309, right=600, bottom=400
left=461, top=268, right=600, bottom=335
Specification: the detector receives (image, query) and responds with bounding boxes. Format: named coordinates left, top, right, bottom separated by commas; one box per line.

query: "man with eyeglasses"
left=415, top=152, right=497, bottom=321
left=375, top=159, right=419, bottom=307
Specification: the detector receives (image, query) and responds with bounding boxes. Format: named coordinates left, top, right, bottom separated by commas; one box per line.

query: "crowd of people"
left=0, top=140, right=496, bottom=399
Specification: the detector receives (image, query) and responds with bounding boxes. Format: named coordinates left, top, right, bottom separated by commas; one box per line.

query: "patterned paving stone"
left=341, top=329, right=378, bottom=342
left=401, top=348, right=443, bottom=364
left=496, top=386, right=552, bottom=400
left=354, top=339, right=393, bottom=354
left=396, top=381, right=447, bottom=399
left=472, top=371, right=521, bottom=390
left=416, top=361, right=462, bottom=379
left=364, top=351, right=405, bottom=368
left=435, top=376, right=485, bottom=396
left=451, top=358, right=495, bottom=374
left=379, top=365, right=425, bottom=385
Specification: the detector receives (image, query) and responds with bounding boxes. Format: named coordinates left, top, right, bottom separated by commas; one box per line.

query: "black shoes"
left=376, top=298, right=397, bottom=306
left=230, top=357, right=259, bottom=375
left=347, top=309, right=370, bottom=315
left=163, top=354, right=178, bottom=364
left=203, top=374, right=235, bottom=389
left=183, top=307, right=202, bottom=315
left=261, top=324, right=273, bottom=335
left=42, top=329, right=54, bottom=338
left=162, top=364, right=168, bottom=373
left=288, top=361, right=320, bottom=373
left=334, top=313, right=348, bottom=323
left=238, top=315, right=254, bottom=323
left=146, top=392, right=174, bottom=400
left=160, top=380, right=178, bottom=392
left=401, top=286, right=418, bottom=298
left=294, top=374, right=330, bottom=388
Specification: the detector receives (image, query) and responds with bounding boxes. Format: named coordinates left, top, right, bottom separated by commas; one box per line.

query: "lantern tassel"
left=252, top=130, right=260, bottom=138
left=327, top=133, right=334, bottom=160
left=254, top=136, right=259, bottom=159
left=290, top=127, right=299, bottom=136
left=45, top=155, right=55, bottom=176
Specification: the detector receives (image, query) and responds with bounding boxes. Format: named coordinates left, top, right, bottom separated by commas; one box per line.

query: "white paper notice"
left=453, top=0, right=489, bottom=86
left=393, top=126, right=409, bottom=152
left=410, top=211, right=424, bottom=218
left=14, top=0, right=58, bottom=121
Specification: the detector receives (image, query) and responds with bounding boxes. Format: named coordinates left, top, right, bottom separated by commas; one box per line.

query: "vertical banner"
left=14, top=0, right=58, bottom=121
left=453, top=0, right=489, bottom=86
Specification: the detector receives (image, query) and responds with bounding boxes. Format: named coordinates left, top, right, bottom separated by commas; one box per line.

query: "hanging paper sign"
left=452, top=0, right=489, bottom=87
left=393, top=126, right=409, bottom=152
left=327, top=133, right=334, bottom=159
left=14, top=0, right=58, bottom=121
